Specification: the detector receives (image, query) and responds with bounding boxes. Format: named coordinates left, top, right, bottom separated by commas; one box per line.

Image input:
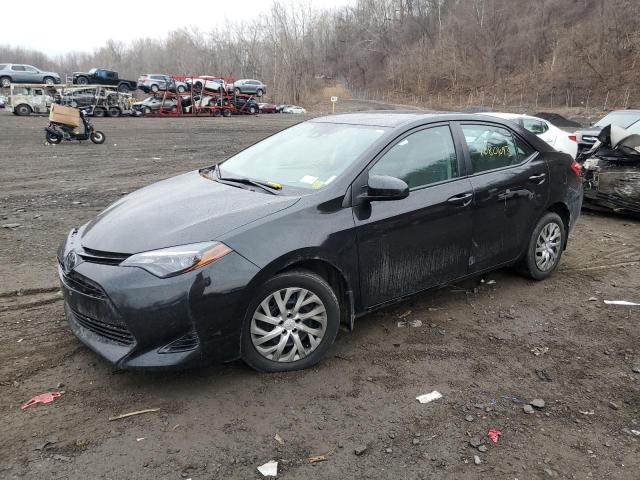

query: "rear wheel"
left=520, top=212, right=565, bottom=280
left=234, top=87, right=241, bottom=95
left=0, top=76, right=10, bottom=88
left=256, top=88, right=264, bottom=97
left=222, top=108, right=231, bottom=117
left=150, top=84, right=159, bottom=93
left=90, top=131, right=105, bottom=144
left=241, top=270, right=340, bottom=372
left=43, top=76, right=55, bottom=86
left=117, top=84, right=130, bottom=93
left=212, top=109, right=222, bottom=117
left=15, top=104, right=32, bottom=116
left=248, top=105, right=257, bottom=114
left=76, top=76, right=89, bottom=85
left=107, top=107, right=121, bottom=117
left=177, top=85, right=186, bottom=93
left=93, top=107, right=106, bottom=117
left=45, top=132, right=62, bottom=144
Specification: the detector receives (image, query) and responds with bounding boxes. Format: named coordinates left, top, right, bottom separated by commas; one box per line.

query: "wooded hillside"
left=2, top=0, right=638, bottom=108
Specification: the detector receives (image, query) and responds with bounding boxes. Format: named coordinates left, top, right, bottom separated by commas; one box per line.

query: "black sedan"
left=58, top=112, right=583, bottom=372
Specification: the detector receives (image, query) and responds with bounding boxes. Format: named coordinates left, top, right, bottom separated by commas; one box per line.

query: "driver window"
left=370, top=126, right=458, bottom=189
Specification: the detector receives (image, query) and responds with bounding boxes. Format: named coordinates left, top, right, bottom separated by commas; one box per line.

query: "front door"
left=353, top=124, right=473, bottom=308
left=456, top=122, right=549, bottom=272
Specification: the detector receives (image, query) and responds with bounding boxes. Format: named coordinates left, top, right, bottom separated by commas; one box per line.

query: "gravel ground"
left=1, top=106, right=639, bottom=479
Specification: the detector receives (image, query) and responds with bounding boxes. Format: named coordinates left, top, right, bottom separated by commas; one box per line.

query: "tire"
left=177, top=85, right=186, bottom=93
left=0, top=76, right=10, bottom=88
left=213, top=109, right=222, bottom=117
left=107, top=107, right=121, bottom=117
left=520, top=212, right=565, bottom=281
left=43, top=77, right=55, bottom=86
left=256, top=89, right=264, bottom=97
left=15, top=104, right=32, bottom=116
left=93, top=107, right=106, bottom=118
left=150, top=84, right=159, bottom=93
left=249, top=105, right=257, bottom=114
left=222, top=108, right=231, bottom=117
left=90, top=131, right=105, bottom=144
left=46, top=132, right=62, bottom=144
left=143, top=106, right=152, bottom=115
left=234, top=87, right=241, bottom=95
left=76, top=76, right=89, bottom=85
left=241, top=270, right=340, bottom=372
left=117, top=84, right=130, bottom=93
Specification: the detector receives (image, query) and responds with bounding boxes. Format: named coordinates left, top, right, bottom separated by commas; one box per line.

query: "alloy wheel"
left=250, top=287, right=327, bottom=362
left=535, top=222, right=561, bottom=271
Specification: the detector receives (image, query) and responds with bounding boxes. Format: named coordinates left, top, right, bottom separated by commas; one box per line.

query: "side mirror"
left=361, top=174, right=409, bottom=201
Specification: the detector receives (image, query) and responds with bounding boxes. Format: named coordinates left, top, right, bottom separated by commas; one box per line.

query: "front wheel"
left=107, top=107, right=120, bottom=117
left=15, top=104, right=32, bottom=116
left=76, top=76, right=89, bottom=85
left=0, top=76, right=10, bottom=88
left=118, top=84, right=130, bottom=93
left=241, top=270, right=340, bottom=372
left=46, top=132, right=62, bottom=144
left=222, top=108, right=231, bottom=117
left=520, top=212, right=565, bottom=280
left=90, top=131, right=105, bottom=144
left=43, top=77, right=55, bottom=86
left=256, top=89, right=264, bottom=97
left=93, top=107, right=106, bottom=117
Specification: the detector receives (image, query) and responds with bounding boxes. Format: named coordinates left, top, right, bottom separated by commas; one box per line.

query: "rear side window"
left=370, top=125, right=458, bottom=189
left=0, top=64, right=7, bottom=70
left=462, top=124, right=533, bottom=174
left=11, top=65, right=25, bottom=71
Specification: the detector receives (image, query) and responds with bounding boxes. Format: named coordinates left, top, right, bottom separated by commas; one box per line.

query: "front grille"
left=79, top=247, right=129, bottom=266
left=159, top=331, right=200, bottom=354
left=62, top=270, right=106, bottom=299
left=71, top=307, right=135, bottom=345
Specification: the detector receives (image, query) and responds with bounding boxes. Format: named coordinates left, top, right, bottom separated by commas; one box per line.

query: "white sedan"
left=483, top=112, right=578, bottom=159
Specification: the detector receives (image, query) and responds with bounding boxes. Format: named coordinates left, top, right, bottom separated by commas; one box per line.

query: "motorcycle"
left=44, top=106, right=106, bottom=144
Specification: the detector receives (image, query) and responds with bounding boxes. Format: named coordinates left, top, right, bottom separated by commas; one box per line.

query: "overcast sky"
left=5, top=0, right=354, bottom=56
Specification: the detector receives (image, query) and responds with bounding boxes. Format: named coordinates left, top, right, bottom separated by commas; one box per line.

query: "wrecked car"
left=5, top=85, right=55, bottom=115
left=575, top=110, right=640, bottom=153
left=578, top=124, right=640, bottom=216
left=57, top=113, right=582, bottom=373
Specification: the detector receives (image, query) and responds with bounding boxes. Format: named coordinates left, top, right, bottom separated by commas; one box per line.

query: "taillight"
left=570, top=159, right=582, bottom=176
left=568, top=134, right=577, bottom=142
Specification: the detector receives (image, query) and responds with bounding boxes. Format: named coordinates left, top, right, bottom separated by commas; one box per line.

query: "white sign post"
left=330, top=96, right=338, bottom=113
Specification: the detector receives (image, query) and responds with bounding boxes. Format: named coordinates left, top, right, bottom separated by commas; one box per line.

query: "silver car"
left=137, top=74, right=187, bottom=94
left=0, top=64, right=61, bottom=87
left=231, top=79, right=267, bottom=97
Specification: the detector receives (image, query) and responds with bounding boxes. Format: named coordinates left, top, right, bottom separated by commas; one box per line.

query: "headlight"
left=120, top=241, right=232, bottom=278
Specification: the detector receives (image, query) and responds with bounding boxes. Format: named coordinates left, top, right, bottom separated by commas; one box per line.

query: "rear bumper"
left=58, top=243, right=260, bottom=369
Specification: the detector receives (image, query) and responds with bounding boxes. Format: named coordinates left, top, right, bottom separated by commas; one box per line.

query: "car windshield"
left=219, top=121, right=388, bottom=190
left=594, top=111, right=640, bottom=129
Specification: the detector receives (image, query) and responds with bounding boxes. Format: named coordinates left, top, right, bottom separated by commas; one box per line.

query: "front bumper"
left=58, top=241, right=260, bottom=369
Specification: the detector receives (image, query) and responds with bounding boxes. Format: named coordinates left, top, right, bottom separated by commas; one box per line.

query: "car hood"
left=80, top=170, right=300, bottom=254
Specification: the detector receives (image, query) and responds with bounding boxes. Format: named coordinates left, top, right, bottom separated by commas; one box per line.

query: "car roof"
left=311, top=111, right=521, bottom=128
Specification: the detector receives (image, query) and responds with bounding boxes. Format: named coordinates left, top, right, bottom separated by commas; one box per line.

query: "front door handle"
left=447, top=192, right=473, bottom=207
left=528, top=173, right=547, bottom=184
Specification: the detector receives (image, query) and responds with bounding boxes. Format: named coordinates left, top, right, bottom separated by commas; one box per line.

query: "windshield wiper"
left=214, top=165, right=281, bottom=195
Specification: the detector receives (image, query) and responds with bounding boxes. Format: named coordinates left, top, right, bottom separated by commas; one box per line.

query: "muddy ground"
left=0, top=104, right=639, bottom=479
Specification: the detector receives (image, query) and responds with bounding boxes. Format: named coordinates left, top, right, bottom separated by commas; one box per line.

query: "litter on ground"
left=416, top=390, right=443, bottom=404
left=21, top=391, right=62, bottom=410
left=257, top=460, right=278, bottom=477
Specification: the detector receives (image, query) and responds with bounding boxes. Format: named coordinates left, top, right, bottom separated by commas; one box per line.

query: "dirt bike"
left=44, top=106, right=106, bottom=144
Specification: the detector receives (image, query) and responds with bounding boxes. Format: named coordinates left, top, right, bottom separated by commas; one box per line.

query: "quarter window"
left=370, top=126, right=458, bottom=189
left=462, top=125, right=533, bottom=174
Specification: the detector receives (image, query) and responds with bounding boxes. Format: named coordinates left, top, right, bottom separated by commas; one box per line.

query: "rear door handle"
left=528, top=173, right=547, bottom=184
left=447, top=192, right=473, bottom=207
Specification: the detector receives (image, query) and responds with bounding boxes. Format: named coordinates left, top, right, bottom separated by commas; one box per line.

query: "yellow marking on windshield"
left=267, top=181, right=283, bottom=190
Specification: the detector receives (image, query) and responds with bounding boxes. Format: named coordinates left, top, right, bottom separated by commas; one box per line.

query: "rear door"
left=353, top=123, right=473, bottom=308
left=10, top=65, right=26, bottom=82
left=455, top=122, right=549, bottom=272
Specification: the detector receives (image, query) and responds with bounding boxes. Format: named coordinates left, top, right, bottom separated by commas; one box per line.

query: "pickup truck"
left=72, top=68, right=137, bottom=92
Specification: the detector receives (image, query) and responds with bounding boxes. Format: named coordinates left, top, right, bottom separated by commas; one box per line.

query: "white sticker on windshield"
left=299, top=175, right=318, bottom=184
